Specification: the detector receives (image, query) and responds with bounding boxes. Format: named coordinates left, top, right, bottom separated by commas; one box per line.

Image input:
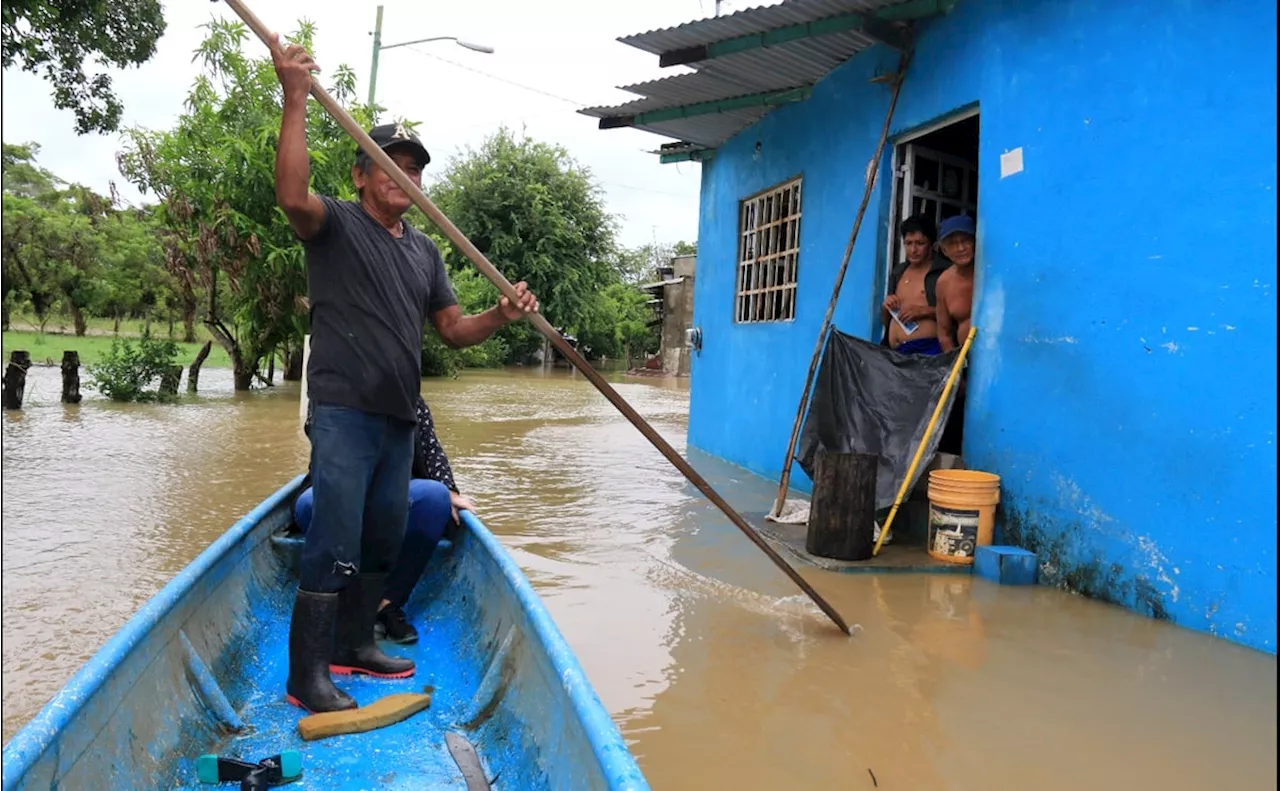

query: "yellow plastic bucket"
left=926, top=470, right=1001, bottom=565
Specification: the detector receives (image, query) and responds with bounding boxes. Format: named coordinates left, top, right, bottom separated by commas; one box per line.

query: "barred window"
left=736, top=177, right=801, bottom=323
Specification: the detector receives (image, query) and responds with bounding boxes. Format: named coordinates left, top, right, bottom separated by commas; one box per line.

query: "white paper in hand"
left=890, top=309, right=918, bottom=336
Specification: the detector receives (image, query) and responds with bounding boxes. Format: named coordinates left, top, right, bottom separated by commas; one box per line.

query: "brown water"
left=2, top=366, right=1276, bottom=789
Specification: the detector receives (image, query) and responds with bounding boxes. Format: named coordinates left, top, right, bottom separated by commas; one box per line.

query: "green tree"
left=414, top=263, right=510, bottom=378
left=2, top=143, right=67, bottom=329
left=2, top=142, right=60, bottom=196
left=1, top=191, right=59, bottom=330
left=615, top=239, right=697, bottom=284
left=427, top=127, right=620, bottom=365
left=611, top=245, right=651, bottom=286
left=93, top=207, right=169, bottom=333
left=87, top=330, right=180, bottom=403
left=2, top=143, right=173, bottom=335
left=673, top=240, right=697, bottom=256
left=399, top=220, right=510, bottom=377
left=3, top=0, right=166, bottom=135
left=45, top=186, right=109, bottom=336
left=118, top=19, right=375, bottom=389
left=576, top=282, right=658, bottom=361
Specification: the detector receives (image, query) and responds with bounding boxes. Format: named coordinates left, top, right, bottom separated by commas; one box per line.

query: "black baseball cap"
left=359, top=123, right=431, bottom=168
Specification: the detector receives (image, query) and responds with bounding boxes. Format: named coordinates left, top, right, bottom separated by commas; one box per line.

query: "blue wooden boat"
left=2, top=475, right=649, bottom=790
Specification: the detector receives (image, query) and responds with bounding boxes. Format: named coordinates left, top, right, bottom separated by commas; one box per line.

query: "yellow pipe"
left=872, top=325, right=978, bottom=556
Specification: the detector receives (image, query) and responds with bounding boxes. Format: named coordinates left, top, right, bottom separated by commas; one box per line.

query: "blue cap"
left=938, top=214, right=975, bottom=242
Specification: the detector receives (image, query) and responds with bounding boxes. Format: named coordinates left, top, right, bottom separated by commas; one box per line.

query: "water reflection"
left=2, top=366, right=1275, bottom=791
left=1, top=367, right=307, bottom=741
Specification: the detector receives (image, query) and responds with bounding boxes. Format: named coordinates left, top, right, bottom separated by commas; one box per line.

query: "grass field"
left=4, top=312, right=233, bottom=368
left=8, top=313, right=120, bottom=336
left=1, top=329, right=232, bottom=368
left=6, top=312, right=208, bottom=337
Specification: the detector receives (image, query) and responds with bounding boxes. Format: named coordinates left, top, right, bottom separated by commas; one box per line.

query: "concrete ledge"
left=747, top=514, right=972, bottom=575
left=974, top=545, right=1038, bottom=586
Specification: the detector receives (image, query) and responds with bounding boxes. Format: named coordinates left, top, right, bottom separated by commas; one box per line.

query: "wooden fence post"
left=61, top=351, right=82, bottom=404
left=2, top=350, right=32, bottom=410
left=159, top=365, right=183, bottom=396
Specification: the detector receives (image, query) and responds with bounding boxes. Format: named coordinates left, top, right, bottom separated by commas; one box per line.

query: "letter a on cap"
left=393, top=123, right=410, bottom=141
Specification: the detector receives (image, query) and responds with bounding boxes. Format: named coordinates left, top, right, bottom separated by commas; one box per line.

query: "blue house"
left=583, top=0, right=1277, bottom=654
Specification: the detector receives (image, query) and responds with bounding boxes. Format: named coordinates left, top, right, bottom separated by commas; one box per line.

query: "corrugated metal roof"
left=618, top=0, right=905, bottom=53
left=640, top=277, right=688, bottom=290
left=580, top=0, right=918, bottom=152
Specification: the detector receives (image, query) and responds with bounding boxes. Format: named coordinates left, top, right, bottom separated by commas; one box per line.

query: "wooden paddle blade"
left=296, top=691, right=432, bottom=741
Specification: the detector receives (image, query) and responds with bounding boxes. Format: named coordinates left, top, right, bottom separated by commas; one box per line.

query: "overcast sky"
left=1, top=0, right=764, bottom=248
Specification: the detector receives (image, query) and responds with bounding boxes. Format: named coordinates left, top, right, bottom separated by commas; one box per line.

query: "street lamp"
left=367, top=5, right=495, bottom=108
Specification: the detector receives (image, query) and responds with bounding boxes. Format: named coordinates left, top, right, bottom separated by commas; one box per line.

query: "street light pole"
left=366, top=4, right=494, bottom=112
left=368, top=5, right=384, bottom=107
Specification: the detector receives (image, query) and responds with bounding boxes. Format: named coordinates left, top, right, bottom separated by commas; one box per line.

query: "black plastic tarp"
left=797, top=328, right=961, bottom=511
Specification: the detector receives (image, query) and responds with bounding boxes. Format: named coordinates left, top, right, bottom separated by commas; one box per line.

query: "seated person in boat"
left=272, top=38, right=538, bottom=714
left=881, top=214, right=952, bottom=356
left=294, top=395, right=474, bottom=644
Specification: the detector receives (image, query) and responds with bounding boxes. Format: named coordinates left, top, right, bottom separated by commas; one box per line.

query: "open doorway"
left=883, top=108, right=979, bottom=457
left=887, top=110, right=980, bottom=268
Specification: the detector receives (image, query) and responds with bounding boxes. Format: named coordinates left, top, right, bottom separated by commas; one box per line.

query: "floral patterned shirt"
left=409, top=396, right=458, bottom=493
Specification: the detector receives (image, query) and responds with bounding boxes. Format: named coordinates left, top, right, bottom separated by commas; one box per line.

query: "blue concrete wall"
left=688, top=0, right=1277, bottom=653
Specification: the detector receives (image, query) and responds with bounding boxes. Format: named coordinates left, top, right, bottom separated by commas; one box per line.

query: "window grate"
left=736, top=177, right=801, bottom=323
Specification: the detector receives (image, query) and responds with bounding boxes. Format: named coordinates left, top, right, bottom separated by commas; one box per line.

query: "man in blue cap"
left=935, top=214, right=976, bottom=352
left=935, top=214, right=975, bottom=455
left=271, top=35, right=538, bottom=714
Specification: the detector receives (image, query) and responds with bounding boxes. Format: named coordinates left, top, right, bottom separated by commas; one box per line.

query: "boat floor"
left=176, top=587, right=504, bottom=788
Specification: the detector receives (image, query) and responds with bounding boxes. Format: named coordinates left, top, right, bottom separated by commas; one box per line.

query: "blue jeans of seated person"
left=300, top=401, right=416, bottom=593
left=295, top=477, right=454, bottom=606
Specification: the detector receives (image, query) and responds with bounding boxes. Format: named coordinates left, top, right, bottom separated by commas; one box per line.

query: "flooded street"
left=2, top=366, right=1276, bottom=789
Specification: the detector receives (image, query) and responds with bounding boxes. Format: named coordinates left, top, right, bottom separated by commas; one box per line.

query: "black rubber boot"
left=285, top=589, right=357, bottom=713
left=330, top=573, right=416, bottom=679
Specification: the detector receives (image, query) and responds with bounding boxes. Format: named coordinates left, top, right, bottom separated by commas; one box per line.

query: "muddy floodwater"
left=2, top=365, right=1276, bottom=789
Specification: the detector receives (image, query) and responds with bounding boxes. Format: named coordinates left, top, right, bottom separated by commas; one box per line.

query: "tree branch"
left=203, top=318, right=236, bottom=357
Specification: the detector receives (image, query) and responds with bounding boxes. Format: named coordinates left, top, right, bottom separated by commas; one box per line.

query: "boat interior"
left=5, top=478, right=635, bottom=790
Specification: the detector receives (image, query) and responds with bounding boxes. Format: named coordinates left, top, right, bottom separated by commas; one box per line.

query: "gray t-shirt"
left=304, top=196, right=457, bottom=424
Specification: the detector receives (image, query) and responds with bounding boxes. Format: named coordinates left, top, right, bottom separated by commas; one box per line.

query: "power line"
left=403, top=46, right=591, bottom=107
left=395, top=47, right=699, bottom=201
left=601, top=181, right=693, bottom=198
left=445, top=105, right=576, bottom=138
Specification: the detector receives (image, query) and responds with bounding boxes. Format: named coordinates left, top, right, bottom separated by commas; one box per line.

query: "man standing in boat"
left=272, top=37, right=538, bottom=713
left=293, top=394, right=474, bottom=645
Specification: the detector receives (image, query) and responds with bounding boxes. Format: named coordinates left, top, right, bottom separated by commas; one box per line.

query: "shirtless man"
left=934, top=214, right=975, bottom=455
left=881, top=214, right=952, bottom=355
left=935, top=215, right=976, bottom=351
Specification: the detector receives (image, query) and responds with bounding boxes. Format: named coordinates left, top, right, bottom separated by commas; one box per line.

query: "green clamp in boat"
left=196, top=750, right=302, bottom=789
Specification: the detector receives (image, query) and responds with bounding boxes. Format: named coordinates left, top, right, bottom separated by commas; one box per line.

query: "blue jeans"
left=300, top=401, right=416, bottom=592
left=295, top=477, right=454, bottom=605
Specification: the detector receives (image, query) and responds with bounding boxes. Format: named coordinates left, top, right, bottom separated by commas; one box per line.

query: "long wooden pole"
left=219, top=0, right=851, bottom=636
left=871, top=325, right=976, bottom=556
left=771, top=49, right=913, bottom=519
